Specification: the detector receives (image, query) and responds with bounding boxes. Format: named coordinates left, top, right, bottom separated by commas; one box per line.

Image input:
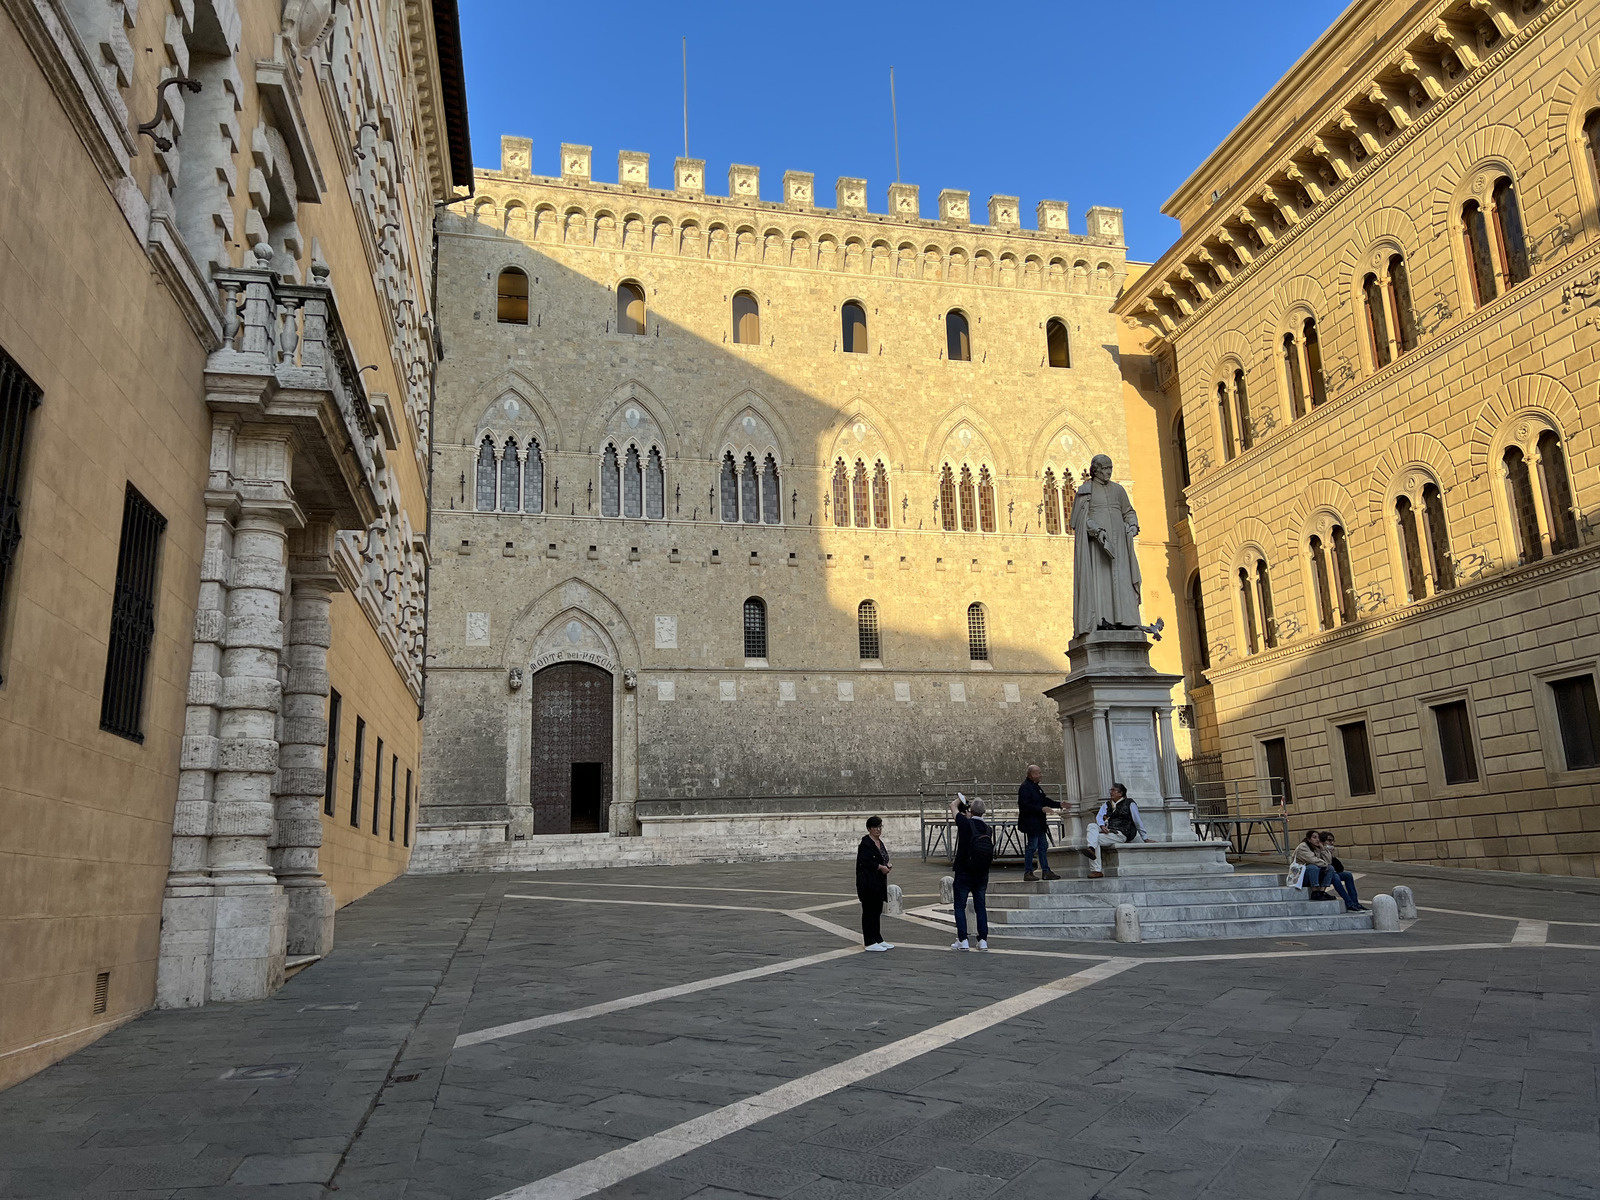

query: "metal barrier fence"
left=918, top=780, right=1067, bottom=863
left=1190, top=776, right=1292, bottom=860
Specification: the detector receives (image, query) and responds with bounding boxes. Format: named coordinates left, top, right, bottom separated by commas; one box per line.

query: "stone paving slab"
left=0, top=859, right=1596, bottom=1200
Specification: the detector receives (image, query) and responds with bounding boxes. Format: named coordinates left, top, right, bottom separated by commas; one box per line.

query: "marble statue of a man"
left=1071, top=455, right=1143, bottom=636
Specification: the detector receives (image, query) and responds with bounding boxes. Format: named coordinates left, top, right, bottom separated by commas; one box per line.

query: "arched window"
left=966, top=603, right=988, bottom=661
left=475, top=437, right=497, bottom=510
left=743, top=597, right=767, bottom=659
left=1042, top=470, right=1061, bottom=535
left=1218, top=381, right=1237, bottom=462
left=1046, top=318, right=1070, bottom=368
left=1422, top=482, right=1454, bottom=591
left=1238, top=566, right=1260, bottom=656
left=1174, top=417, right=1190, bottom=490
left=1309, top=534, right=1335, bottom=631
left=733, top=291, right=760, bottom=343
left=1256, top=558, right=1277, bottom=650
left=500, top=439, right=521, bottom=512
left=946, top=310, right=971, bottom=361
left=1234, top=369, right=1253, bottom=451
left=832, top=458, right=850, bottom=527
left=1463, top=199, right=1498, bottom=307
left=1395, top=496, right=1427, bottom=602
left=1491, top=177, right=1531, bottom=289
left=958, top=466, right=977, bottom=532
left=496, top=268, right=529, bottom=324
left=761, top=454, right=781, bottom=525
left=1303, top=318, right=1327, bottom=407
left=524, top=438, right=544, bottom=514
left=852, top=459, right=870, bottom=528
left=1282, top=332, right=1306, bottom=421
left=1504, top=444, right=1542, bottom=563
left=600, top=445, right=620, bottom=517
left=1586, top=110, right=1600, bottom=202
left=858, top=600, right=880, bottom=660
left=741, top=452, right=760, bottom=524
left=721, top=453, right=739, bottom=523
left=646, top=448, right=664, bottom=519
left=1388, top=254, right=1418, bottom=353
left=1539, top=430, right=1577, bottom=554
left=1331, top=525, right=1356, bottom=624
left=871, top=460, right=890, bottom=529
left=1188, top=572, right=1210, bottom=670
left=842, top=301, right=867, bottom=353
left=939, top=464, right=957, bottom=531
left=978, top=467, right=997, bottom=533
left=1363, top=273, right=1392, bottom=369
left=623, top=446, right=643, bottom=518
left=617, top=280, right=646, bottom=335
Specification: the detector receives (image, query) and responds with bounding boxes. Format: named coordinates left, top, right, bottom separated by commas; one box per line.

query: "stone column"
left=273, top=527, right=338, bottom=956
left=156, top=490, right=236, bottom=1008
left=207, top=503, right=293, bottom=1000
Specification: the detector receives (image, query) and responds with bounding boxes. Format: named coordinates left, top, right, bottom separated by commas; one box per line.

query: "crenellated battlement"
left=483, top=136, right=1124, bottom=248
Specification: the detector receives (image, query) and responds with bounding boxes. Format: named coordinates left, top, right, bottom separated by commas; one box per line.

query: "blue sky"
left=456, top=1, right=1349, bottom=263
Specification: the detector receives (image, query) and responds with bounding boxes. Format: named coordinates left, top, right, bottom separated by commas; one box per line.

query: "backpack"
left=966, top=819, right=994, bottom=874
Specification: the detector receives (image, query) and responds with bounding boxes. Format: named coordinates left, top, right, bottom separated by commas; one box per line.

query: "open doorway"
left=570, top=763, right=605, bottom=832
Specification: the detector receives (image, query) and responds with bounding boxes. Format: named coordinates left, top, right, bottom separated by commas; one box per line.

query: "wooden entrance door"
left=529, top=662, right=612, bottom=833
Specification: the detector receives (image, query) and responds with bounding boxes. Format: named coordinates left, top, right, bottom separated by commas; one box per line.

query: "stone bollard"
left=886, top=884, right=903, bottom=916
left=1372, top=893, right=1400, bottom=932
left=1392, top=885, right=1417, bottom=920
left=1114, top=903, right=1141, bottom=943
left=940, top=875, right=954, bottom=906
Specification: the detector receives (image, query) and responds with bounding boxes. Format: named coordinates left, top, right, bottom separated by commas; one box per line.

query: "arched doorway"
left=529, top=662, right=612, bottom=833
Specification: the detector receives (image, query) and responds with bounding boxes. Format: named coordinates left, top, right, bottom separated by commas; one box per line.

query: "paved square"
left=1, top=859, right=1597, bottom=1200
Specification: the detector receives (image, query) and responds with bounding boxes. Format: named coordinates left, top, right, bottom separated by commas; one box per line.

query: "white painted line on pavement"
left=510, top=881, right=856, bottom=899
left=485, top=958, right=1143, bottom=1200
left=505, top=893, right=783, bottom=914
left=785, top=909, right=861, bottom=941
left=1418, top=905, right=1600, bottom=928
left=1512, top=919, right=1549, bottom=945
left=454, top=946, right=861, bottom=1049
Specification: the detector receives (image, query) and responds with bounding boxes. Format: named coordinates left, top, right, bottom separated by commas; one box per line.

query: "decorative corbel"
left=1159, top=281, right=1194, bottom=318
left=1285, top=163, right=1324, bottom=206
left=1237, top=206, right=1277, bottom=247
left=1217, top=227, right=1254, bottom=266
left=1179, top=264, right=1212, bottom=302
left=1310, top=136, right=1353, bottom=182
left=1433, top=20, right=1481, bottom=71
left=1367, top=83, right=1411, bottom=131
left=1399, top=51, right=1445, bottom=102
left=1338, top=112, right=1381, bottom=159
left=1141, top=299, right=1177, bottom=336
left=1259, top=186, right=1301, bottom=227
left=1470, top=0, right=1518, bottom=39
left=1197, top=245, right=1233, bottom=285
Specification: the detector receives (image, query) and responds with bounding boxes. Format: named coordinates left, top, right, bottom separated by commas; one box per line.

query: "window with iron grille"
left=967, top=603, right=988, bottom=662
left=0, top=349, right=42, bottom=686
left=99, top=483, right=167, bottom=742
left=858, top=600, right=880, bottom=661
left=743, top=597, right=767, bottom=659
left=323, top=689, right=342, bottom=816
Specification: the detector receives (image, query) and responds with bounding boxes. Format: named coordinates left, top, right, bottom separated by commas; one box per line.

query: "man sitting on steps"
left=1085, top=782, right=1149, bottom=880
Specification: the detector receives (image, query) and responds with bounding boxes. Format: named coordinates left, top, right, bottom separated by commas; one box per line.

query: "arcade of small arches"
left=494, top=267, right=1074, bottom=369
left=470, top=199, right=1121, bottom=296
left=1183, top=413, right=1583, bottom=671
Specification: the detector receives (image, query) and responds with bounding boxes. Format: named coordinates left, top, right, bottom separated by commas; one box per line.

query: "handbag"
left=1285, top=862, right=1307, bottom=888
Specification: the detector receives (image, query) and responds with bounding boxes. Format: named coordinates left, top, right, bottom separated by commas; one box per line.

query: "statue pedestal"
left=1045, top=631, right=1230, bottom=877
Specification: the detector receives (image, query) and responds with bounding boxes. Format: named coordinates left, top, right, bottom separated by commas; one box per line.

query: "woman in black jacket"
left=855, top=816, right=894, bottom=951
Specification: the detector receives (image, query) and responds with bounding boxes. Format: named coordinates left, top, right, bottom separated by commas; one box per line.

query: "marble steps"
left=407, top=829, right=871, bottom=874
left=985, top=884, right=1302, bottom=910
left=991, top=899, right=1362, bottom=924
left=982, top=910, right=1376, bottom=941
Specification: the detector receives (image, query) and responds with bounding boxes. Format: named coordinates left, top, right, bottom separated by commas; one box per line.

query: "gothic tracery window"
left=958, top=466, right=977, bottom=532
left=939, top=464, right=957, bottom=531
left=852, top=459, right=870, bottom=528
left=600, top=445, right=620, bottom=517
left=623, top=446, right=643, bottom=518
left=524, top=438, right=544, bottom=514
left=646, top=448, right=665, bottom=519
left=500, top=439, right=521, bottom=512
left=832, top=458, right=850, bottom=527
left=978, top=467, right=997, bottom=533
left=871, top=460, right=890, bottom=529
left=741, top=452, right=760, bottom=524
left=762, top=454, right=781, bottom=525
left=476, top=437, right=497, bottom=511
left=1042, top=470, right=1061, bottom=535
left=721, top=452, right=739, bottom=523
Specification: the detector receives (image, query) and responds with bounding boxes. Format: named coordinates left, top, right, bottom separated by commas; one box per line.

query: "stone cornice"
left=1115, top=0, right=1575, bottom=332
left=1202, top=543, right=1600, bottom=685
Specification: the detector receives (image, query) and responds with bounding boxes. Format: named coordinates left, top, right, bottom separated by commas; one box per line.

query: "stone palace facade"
left=1116, top=0, right=1600, bottom=877
left=419, top=140, right=1189, bottom=850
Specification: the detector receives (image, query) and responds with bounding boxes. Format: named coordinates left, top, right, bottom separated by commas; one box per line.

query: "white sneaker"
left=977, top=939, right=988, bottom=950
left=864, top=942, right=889, bottom=952
left=879, top=941, right=894, bottom=950
left=951, top=939, right=969, bottom=951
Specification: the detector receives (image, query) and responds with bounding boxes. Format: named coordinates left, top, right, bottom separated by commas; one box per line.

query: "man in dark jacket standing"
left=1017, top=764, right=1062, bottom=882
left=949, top=794, right=992, bottom=950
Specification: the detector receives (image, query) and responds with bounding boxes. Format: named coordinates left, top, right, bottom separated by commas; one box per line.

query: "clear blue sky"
left=456, top=1, right=1349, bottom=263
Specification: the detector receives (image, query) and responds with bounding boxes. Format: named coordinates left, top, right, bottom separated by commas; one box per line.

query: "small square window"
left=1432, top=700, right=1479, bottom=785
left=1337, top=721, right=1376, bottom=797
left=1551, top=675, right=1600, bottom=770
